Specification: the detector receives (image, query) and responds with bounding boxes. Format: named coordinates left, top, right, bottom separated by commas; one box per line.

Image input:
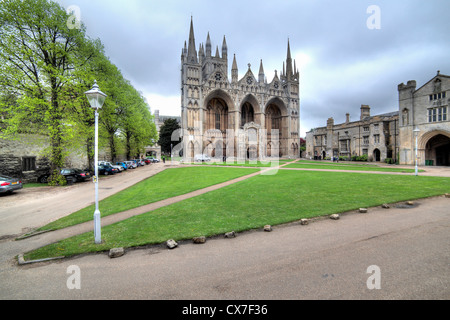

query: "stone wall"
left=0, top=134, right=51, bottom=183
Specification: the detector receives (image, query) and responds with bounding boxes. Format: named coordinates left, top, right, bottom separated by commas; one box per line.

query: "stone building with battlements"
left=306, top=71, right=450, bottom=166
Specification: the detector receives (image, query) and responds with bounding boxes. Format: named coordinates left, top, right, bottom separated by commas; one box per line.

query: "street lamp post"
left=85, top=81, right=107, bottom=244
left=413, top=127, right=420, bottom=176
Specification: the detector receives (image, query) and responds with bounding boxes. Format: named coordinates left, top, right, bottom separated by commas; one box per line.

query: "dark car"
left=98, top=165, right=118, bottom=175
left=38, top=168, right=88, bottom=184
left=0, top=175, right=23, bottom=195
left=72, top=169, right=92, bottom=182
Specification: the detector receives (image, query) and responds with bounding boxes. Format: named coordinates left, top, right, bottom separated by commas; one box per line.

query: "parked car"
left=69, top=169, right=92, bottom=182
left=194, top=154, right=211, bottom=162
left=99, top=161, right=123, bottom=172
left=98, top=165, right=118, bottom=175
left=0, top=175, right=23, bottom=195
left=116, top=162, right=129, bottom=170
left=124, top=161, right=137, bottom=169
left=147, top=157, right=160, bottom=163
left=38, top=168, right=84, bottom=184
left=144, top=159, right=151, bottom=165
left=132, top=159, right=145, bottom=167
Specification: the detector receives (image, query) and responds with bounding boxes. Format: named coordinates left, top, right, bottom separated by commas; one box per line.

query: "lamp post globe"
left=85, top=80, right=107, bottom=244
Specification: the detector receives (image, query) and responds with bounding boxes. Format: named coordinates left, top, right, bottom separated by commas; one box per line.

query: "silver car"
left=0, top=175, right=23, bottom=195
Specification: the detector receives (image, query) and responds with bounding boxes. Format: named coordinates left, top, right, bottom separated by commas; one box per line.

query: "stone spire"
left=198, top=43, right=204, bottom=63
left=181, top=41, right=187, bottom=61
left=205, top=32, right=212, bottom=57
left=215, top=46, right=220, bottom=58
left=187, top=17, right=198, bottom=64
left=222, top=36, right=228, bottom=61
left=286, top=39, right=293, bottom=81
left=232, top=54, right=238, bottom=83
left=258, top=59, right=265, bottom=83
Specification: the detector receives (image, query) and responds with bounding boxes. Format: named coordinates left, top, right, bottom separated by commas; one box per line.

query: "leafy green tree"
left=0, top=0, right=96, bottom=185
left=0, top=0, right=158, bottom=176
left=120, top=87, right=157, bottom=159
left=158, top=118, right=181, bottom=155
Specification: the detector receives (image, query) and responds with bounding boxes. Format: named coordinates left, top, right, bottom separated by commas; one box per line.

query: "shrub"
left=355, top=154, right=368, bottom=162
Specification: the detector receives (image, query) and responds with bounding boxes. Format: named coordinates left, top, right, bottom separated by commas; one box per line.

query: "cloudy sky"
left=56, top=0, right=450, bottom=137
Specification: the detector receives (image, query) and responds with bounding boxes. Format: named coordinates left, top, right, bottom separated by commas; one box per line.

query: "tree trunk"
left=109, top=132, right=117, bottom=163
left=86, top=136, right=94, bottom=171
left=126, top=131, right=132, bottom=160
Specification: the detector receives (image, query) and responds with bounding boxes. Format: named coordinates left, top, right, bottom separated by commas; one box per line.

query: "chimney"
left=327, top=117, right=334, bottom=129
left=360, top=105, right=370, bottom=120
left=346, top=113, right=350, bottom=124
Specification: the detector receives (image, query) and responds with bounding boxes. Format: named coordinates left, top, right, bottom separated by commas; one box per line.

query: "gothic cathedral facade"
left=180, top=19, right=300, bottom=161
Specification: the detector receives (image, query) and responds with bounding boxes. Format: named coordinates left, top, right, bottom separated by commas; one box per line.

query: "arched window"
left=215, top=111, right=221, bottom=130
left=265, top=104, right=281, bottom=134
left=402, top=108, right=409, bottom=126
left=241, top=102, right=255, bottom=126
left=206, top=98, right=228, bottom=131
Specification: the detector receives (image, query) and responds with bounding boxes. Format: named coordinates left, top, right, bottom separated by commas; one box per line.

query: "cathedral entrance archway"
left=373, top=148, right=381, bottom=162
left=265, top=98, right=288, bottom=157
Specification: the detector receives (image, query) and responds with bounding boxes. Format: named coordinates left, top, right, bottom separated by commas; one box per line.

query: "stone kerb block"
left=166, top=239, right=178, bottom=249
left=224, top=231, right=236, bottom=238
left=264, top=225, right=273, bottom=232
left=193, top=236, right=206, bottom=244
left=109, top=247, right=125, bottom=259
left=330, top=214, right=340, bottom=220
left=300, top=219, right=309, bottom=225
left=359, top=208, right=368, bottom=213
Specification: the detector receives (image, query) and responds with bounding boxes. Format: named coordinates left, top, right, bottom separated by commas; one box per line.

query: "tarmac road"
left=0, top=164, right=449, bottom=300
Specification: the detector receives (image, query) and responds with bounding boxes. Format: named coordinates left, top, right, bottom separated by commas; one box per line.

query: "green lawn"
left=36, top=166, right=258, bottom=231
left=284, top=161, right=421, bottom=173
left=187, top=159, right=294, bottom=167
left=25, top=169, right=450, bottom=261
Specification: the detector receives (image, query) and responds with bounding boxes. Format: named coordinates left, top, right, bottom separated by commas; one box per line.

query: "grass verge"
left=186, top=159, right=293, bottom=167
left=284, top=162, right=422, bottom=173
left=25, top=170, right=450, bottom=261
left=36, top=166, right=258, bottom=231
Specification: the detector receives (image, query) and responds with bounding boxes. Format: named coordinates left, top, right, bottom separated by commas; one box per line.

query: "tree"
left=0, top=0, right=158, bottom=176
left=120, top=87, right=157, bottom=160
left=158, top=118, right=180, bottom=154
left=0, top=0, right=96, bottom=185
left=300, top=137, right=306, bottom=157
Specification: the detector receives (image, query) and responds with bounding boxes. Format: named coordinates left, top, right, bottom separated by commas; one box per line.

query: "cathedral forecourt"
left=180, top=18, right=301, bottom=162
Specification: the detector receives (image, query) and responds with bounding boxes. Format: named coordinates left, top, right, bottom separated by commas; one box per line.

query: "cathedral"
left=180, top=18, right=300, bottom=161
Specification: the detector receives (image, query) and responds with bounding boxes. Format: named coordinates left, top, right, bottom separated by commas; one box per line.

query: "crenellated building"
left=306, top=71, right=450, bottom=166
left=398, top=71, right=450, bottom=166
left=180, top=18, right=301, bottom=160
